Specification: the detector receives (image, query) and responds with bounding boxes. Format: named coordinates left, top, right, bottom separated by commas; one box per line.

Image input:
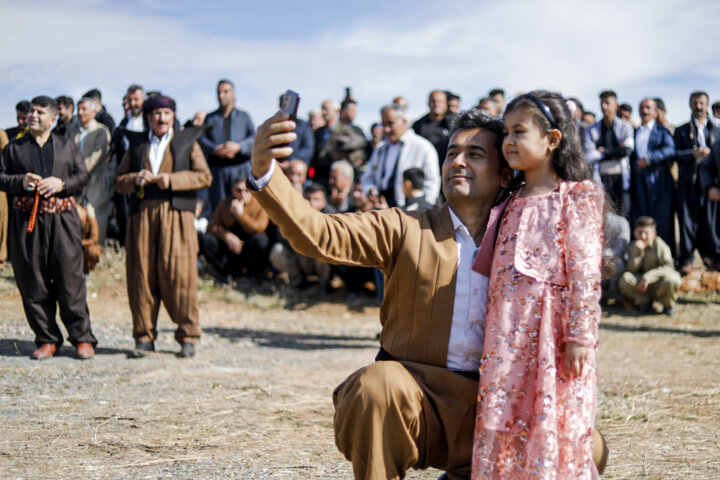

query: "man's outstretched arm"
left=250, top=112, right=403, bottom=271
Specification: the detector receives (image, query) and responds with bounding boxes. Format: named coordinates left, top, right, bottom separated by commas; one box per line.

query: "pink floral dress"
left=471, top=180, right=603, bottom=479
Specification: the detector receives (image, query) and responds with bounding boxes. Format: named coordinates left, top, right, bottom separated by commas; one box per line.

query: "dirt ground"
left=1, top=252, right=719, bottom=479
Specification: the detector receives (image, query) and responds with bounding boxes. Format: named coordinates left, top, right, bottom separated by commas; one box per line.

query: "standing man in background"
left=67, top=97, right=113, bottom=245
left=199, top=79, right=255, bottom=216
left=0, top=96, right=96, bottom=360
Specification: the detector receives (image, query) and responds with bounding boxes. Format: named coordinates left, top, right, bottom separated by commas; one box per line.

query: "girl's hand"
left=566, top=341, right=591, bottom=377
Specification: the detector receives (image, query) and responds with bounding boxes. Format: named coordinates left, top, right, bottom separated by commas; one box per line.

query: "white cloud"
left=1, top=0, right=719, bottom=132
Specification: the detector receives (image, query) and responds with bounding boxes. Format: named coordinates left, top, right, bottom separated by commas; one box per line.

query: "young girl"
left=472, top=90, right=604, bottom=479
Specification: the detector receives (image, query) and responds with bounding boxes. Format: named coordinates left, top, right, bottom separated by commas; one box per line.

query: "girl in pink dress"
left=472, top=90, right=604, bottom=479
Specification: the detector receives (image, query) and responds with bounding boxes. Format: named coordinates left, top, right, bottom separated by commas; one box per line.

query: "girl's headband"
left=518, top=94, right=558, bottom=129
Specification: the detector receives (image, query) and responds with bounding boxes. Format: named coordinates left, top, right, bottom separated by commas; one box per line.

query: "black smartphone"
left=280, top=89, right=300, bottom=121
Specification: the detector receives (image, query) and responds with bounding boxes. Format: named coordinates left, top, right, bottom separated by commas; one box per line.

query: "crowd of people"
left=1, top=83, right=719, bottom=355
left=4, top=79, right=720, bottom=478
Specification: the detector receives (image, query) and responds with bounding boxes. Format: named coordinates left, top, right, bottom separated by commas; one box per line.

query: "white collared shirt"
left=379, top=142, right=402, bottom=191
left=446, top=207, right=489, bottom=371
left=635, top=119, right=655, bottom=160
left=148, top=128, right=173, bottom=175
left=126, top=114, right=144, bottom=132
left=693, top=117, right=708, bottom=148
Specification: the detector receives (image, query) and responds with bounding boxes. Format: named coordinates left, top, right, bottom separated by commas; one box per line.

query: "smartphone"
left=280, top=90, right=300, bottom=121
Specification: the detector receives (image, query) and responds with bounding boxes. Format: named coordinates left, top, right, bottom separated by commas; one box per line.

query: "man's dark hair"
left=618, top=103, right=632, bottom=115
left=127, top=84, right=144, bottom=95
left=217, top=79, right=234, bottom=89
left=712, top=101, right=720, bottom=114
left=232, top=170, right=249, bottom=185
left=488, top=88, right=505, bottom=97
left=584, top=110, right=597, bottom=119
left=31, top=95, right=58, bottom=113
left=654, top=97, right=667, bottom=112
left=449, top=109, right=506, bottom=169
left=402, top=167, right=425, bottom=190
left=55, top=96, right=74, bottom=108
left=690, top=90, right=709, bottom=102
left=83, top=88, right=102, bottom=102
left=445, top=91, right=460, bottom=102
left=303, top=182, right=327, bottom=197
left=15, top=100, right=31, bottom=113
left=599, top=90, right=617, bottom=101
left=636, top=216, right=656, bottom=228
left=340, top=98, right=357, bottom=110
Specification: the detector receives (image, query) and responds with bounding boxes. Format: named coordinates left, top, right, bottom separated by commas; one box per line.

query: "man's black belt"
left=375, top=346, right=479, bottom=382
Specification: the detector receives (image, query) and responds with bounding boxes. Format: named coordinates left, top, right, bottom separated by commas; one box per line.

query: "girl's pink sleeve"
left=562, top=180, right=604, bottom=348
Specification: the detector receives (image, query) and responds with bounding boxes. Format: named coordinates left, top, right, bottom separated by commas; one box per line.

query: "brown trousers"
left=333, top=360, right=478, bottom=480
left=125, top=200, right=201, bottom=344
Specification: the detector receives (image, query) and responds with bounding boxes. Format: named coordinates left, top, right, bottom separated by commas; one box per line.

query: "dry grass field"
left=0, top=251, right=719, bottom=479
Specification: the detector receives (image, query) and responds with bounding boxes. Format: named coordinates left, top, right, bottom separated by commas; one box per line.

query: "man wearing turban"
left=114, top=95, right=212, bottom=358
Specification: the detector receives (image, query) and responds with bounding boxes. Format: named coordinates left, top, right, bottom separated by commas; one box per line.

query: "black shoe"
left=180, top=342, right=195, bottom=358
left=437, top=474, right=449, bottom=480
left=663, top=307, right=677, bottom=316
left=128, top=341, right=155, bottom=358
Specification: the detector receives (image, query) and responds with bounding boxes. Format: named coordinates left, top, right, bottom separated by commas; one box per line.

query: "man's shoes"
left=437, top=474, right=449, bottom=480
left=31, top=343, right=57, bottom=360
left=76, top=343, right=95, bottom=360
left=663, top=307, right=677, bottom=316
left=128, top=341, right=155, bottom=358
left=180, top=342, right=195, bottom=358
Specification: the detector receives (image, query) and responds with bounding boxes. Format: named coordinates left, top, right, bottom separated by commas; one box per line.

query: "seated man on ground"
left=200, top=174, right=270, bottom=280
left=619, top=216, right=682, bottom=315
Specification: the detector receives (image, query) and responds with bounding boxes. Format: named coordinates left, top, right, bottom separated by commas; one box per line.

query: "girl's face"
left=502, top=107, right=557, bottom=175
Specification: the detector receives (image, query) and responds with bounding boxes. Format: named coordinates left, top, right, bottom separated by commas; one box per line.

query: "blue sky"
left=2, top=0, right=720, bottom=131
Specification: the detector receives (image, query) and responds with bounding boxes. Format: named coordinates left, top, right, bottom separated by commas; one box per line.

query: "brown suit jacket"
left=114, top=138, right=212, bottom=194
left=253, top=167, right=460, bottom=367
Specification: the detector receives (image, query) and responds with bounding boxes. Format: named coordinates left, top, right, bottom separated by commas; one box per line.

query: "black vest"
left=126, top=125, right=211, bottom=215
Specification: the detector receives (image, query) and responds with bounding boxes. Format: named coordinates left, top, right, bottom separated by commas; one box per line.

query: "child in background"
left=472, top=91, right=604, bottom=479
left=619, top=216, right=681, bottom=315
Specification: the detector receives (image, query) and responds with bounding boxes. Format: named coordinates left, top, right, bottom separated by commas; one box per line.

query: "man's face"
left=27, top=104, right=55, bottom=135
left=448, top=98, right=460, bottom=115
left=321, top=101, right=338, bottom=126
left=217, top=82, right=235, bottom=110
left=600, top=96, right=618, bottom=121
left=304, top=191, right=327, bottom=211
left=491, top=93, right=505, bottom=110
left=582, top=112, right=596, bottom=125
left=288, top=160, right=307, bottom=187
left=329, top=168, right=351, bottom=194
left=381, top=109, right=407, bottom=144
left=231, top=181, right=251, bottom=202
left=639, top=99, right=657, bottom=125
left=442, top=127, right=510, bottom=204
left=340, top=103, right=356, bottom=124
left=478, top=99, right=497, bottom=116
left=690, top=95, right=708, bottom=119
left=77, top=101, right=96, bottom=127
left=57, top=103, right=73, bottom=124
left=619, top=110, right=632, bottom=123
left=151, top=108, right=175, bottom=137
left=16, top=110, right=29, bottom=129
left=429, top=91, right=447, bottom=117
left=634, top=225, right=657, bottom=245
left=127, top=90, right=145, bottom=116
